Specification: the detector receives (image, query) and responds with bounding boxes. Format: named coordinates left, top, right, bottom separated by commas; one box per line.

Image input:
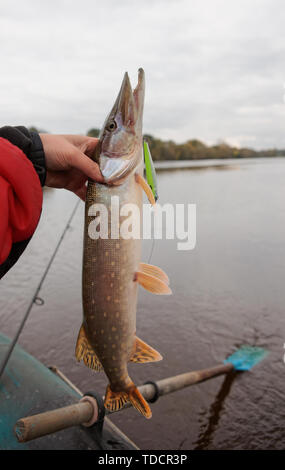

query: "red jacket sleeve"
left=0, top=137, right=43, bottom=264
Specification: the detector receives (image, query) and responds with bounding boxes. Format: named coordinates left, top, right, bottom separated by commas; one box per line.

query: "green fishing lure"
left=143, top=140, right=158, bottom=202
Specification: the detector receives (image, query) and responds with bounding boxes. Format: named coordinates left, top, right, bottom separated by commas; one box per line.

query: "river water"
left=1, top=158, right=285, bottom=450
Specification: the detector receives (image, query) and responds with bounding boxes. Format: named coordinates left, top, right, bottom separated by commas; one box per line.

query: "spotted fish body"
left=76, top=69, right=171, bottom=418
left=83, top=173, right=142, bottom=389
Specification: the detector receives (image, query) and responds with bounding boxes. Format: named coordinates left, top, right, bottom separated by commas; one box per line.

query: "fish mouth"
left=97, top=68, right=145, bottom=184
left=108, top=67, right=145, bottom=131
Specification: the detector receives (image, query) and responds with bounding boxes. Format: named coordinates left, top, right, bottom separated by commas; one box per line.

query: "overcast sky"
left=0, top=0, right=285, bottom=149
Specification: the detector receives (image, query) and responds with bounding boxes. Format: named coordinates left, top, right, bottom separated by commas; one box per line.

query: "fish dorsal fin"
left=135, top=271, right=172, bottom=295
left=135, top=173, right=156, bottom=206
left=130, top=336, right=163, bottom=363
left=75, top=324, right=103, bottom=372
left=139, top=262, right=169, bottom=285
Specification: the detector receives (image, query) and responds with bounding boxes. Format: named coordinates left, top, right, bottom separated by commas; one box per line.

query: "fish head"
left=95, top=68, right=145, bottom=185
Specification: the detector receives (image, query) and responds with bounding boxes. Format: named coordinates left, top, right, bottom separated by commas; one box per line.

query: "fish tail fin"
left=104, top=385, right=129, bottom=412
left=104, top=382, right=152, bottom=419
left=128, top=384, right=152, bottom=419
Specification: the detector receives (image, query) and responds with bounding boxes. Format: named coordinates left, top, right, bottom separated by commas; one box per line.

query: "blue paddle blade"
left=224, top=346, right=268, bottom=371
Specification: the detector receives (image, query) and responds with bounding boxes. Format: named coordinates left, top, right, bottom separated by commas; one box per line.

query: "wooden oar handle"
left=14, top=397, right=97, bottom=443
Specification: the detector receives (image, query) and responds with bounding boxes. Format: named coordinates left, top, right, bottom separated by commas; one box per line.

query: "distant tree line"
left=142, top=134, right=285, bottom=161
left=87, top=129, right=285, bottom=160
left=29, top=127, right=285, bottom=161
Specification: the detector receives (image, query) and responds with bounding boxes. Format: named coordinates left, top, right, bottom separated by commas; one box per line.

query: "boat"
left=0, top=333, right=138, bottom=450
left=1, top=331, right=266, bottom=449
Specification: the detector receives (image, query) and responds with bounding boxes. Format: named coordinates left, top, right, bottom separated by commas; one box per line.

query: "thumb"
left=71, top=148, right=104, bottom=183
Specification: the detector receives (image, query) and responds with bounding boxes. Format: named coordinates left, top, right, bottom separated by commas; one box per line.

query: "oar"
left=223, top=345, right=268, bottom=370
left=135, top=345, right=268, bottom=403
left=14, top=345, right=268, bottom=443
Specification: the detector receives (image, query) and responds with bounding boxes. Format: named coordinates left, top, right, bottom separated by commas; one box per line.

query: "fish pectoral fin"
left=104, top=385, right=129, bottom=412
left=135, top=173, right=156, bottom=206
left=75, top=324, right=103, bottom=372
left=104, top=383, right=152, bottom=419
left=130, top=336, right=163, bottom=363
left=135, top=271, right=172, bottom=295
left=139, top=262, right=170, bottom=285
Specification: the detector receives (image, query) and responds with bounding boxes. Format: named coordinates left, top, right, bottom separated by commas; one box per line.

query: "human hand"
left=39, top=134, right=103, bottom=201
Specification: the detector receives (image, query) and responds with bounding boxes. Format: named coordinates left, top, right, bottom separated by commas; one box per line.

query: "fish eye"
left=106, top=120, right=117, bottom=132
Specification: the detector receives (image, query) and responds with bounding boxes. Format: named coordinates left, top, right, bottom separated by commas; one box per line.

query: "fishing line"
left=0, top=197, right=81, bottom=379
left=147, top=237, right=155, bottom=264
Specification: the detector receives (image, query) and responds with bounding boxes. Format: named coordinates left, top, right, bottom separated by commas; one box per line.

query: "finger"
left=61, top=135, right=98, bottom=150
left=71, top=149, right=104, bottom=183
left=83, top=138, right=100, bottom=158
left=55, top=134, right=99, bottom=161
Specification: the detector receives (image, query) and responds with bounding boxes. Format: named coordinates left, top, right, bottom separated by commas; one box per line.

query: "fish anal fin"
left=139, top=262, right=169, bottom=285
left=75, top=324, right=103, bottom=372
left=135, top=173, right=155, bottom=206
left=104, top=385, right=128, bottom=412
left=130, top=336, right=163, bottom=363
left=135, top=271, right=172, bottom=295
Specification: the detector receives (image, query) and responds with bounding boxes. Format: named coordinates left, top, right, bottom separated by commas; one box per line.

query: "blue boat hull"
left=0, top=333, right=137, bottom=450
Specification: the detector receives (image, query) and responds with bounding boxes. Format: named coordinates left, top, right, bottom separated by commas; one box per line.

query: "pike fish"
left=75, top=69, right=171, bottom=419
